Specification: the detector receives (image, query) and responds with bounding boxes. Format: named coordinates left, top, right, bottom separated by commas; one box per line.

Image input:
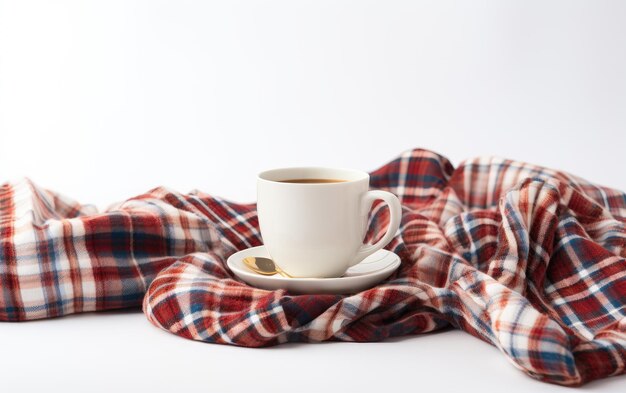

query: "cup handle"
left=349, top=190, right=402, bottom=267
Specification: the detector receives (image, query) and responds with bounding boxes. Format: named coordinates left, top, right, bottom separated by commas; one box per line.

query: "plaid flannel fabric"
left=1, top=149, right=625, bottom=386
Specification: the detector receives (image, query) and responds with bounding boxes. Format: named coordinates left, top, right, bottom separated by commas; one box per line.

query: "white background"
left=0, top=1, right=625, bottom=392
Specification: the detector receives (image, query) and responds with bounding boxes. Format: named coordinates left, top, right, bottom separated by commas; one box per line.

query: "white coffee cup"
left=257, top=167, right=402, bottom=278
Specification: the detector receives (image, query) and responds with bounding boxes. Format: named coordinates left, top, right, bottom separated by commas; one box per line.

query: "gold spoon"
left=242, top=256, right=292, bottom=278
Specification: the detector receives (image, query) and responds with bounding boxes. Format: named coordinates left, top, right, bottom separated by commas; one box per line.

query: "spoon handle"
left=275, top=266, right=292, bottom=278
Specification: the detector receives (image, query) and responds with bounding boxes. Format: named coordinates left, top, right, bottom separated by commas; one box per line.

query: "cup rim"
left=257, top=166, right=369, bottom=185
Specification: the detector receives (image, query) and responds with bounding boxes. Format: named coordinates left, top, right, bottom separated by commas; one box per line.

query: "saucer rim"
left=226, top=246, right=400, bottom=283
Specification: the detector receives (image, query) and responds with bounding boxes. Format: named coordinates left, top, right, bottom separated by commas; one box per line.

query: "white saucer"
left=227, top=246, right=401, bottom=295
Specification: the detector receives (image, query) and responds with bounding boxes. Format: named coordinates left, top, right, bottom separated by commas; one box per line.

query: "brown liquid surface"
left=279, top=178, right=346, bottom=184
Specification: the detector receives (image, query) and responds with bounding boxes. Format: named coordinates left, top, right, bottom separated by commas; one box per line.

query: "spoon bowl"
left=242, top=256, right=292, bottom=278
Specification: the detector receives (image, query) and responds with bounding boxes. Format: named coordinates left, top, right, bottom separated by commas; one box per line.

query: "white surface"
left=228, top=246, right=400, bottom=293
left=1, top=1, right=626, bottom=392
left=0, top=311, right=624, bottom=392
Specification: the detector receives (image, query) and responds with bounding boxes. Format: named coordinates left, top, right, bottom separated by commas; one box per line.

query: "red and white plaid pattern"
left=1, top=149, right=625, bottom=386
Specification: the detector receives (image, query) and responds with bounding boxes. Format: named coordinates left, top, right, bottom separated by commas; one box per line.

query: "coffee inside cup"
left=278, top=178, right=346, bottom=184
